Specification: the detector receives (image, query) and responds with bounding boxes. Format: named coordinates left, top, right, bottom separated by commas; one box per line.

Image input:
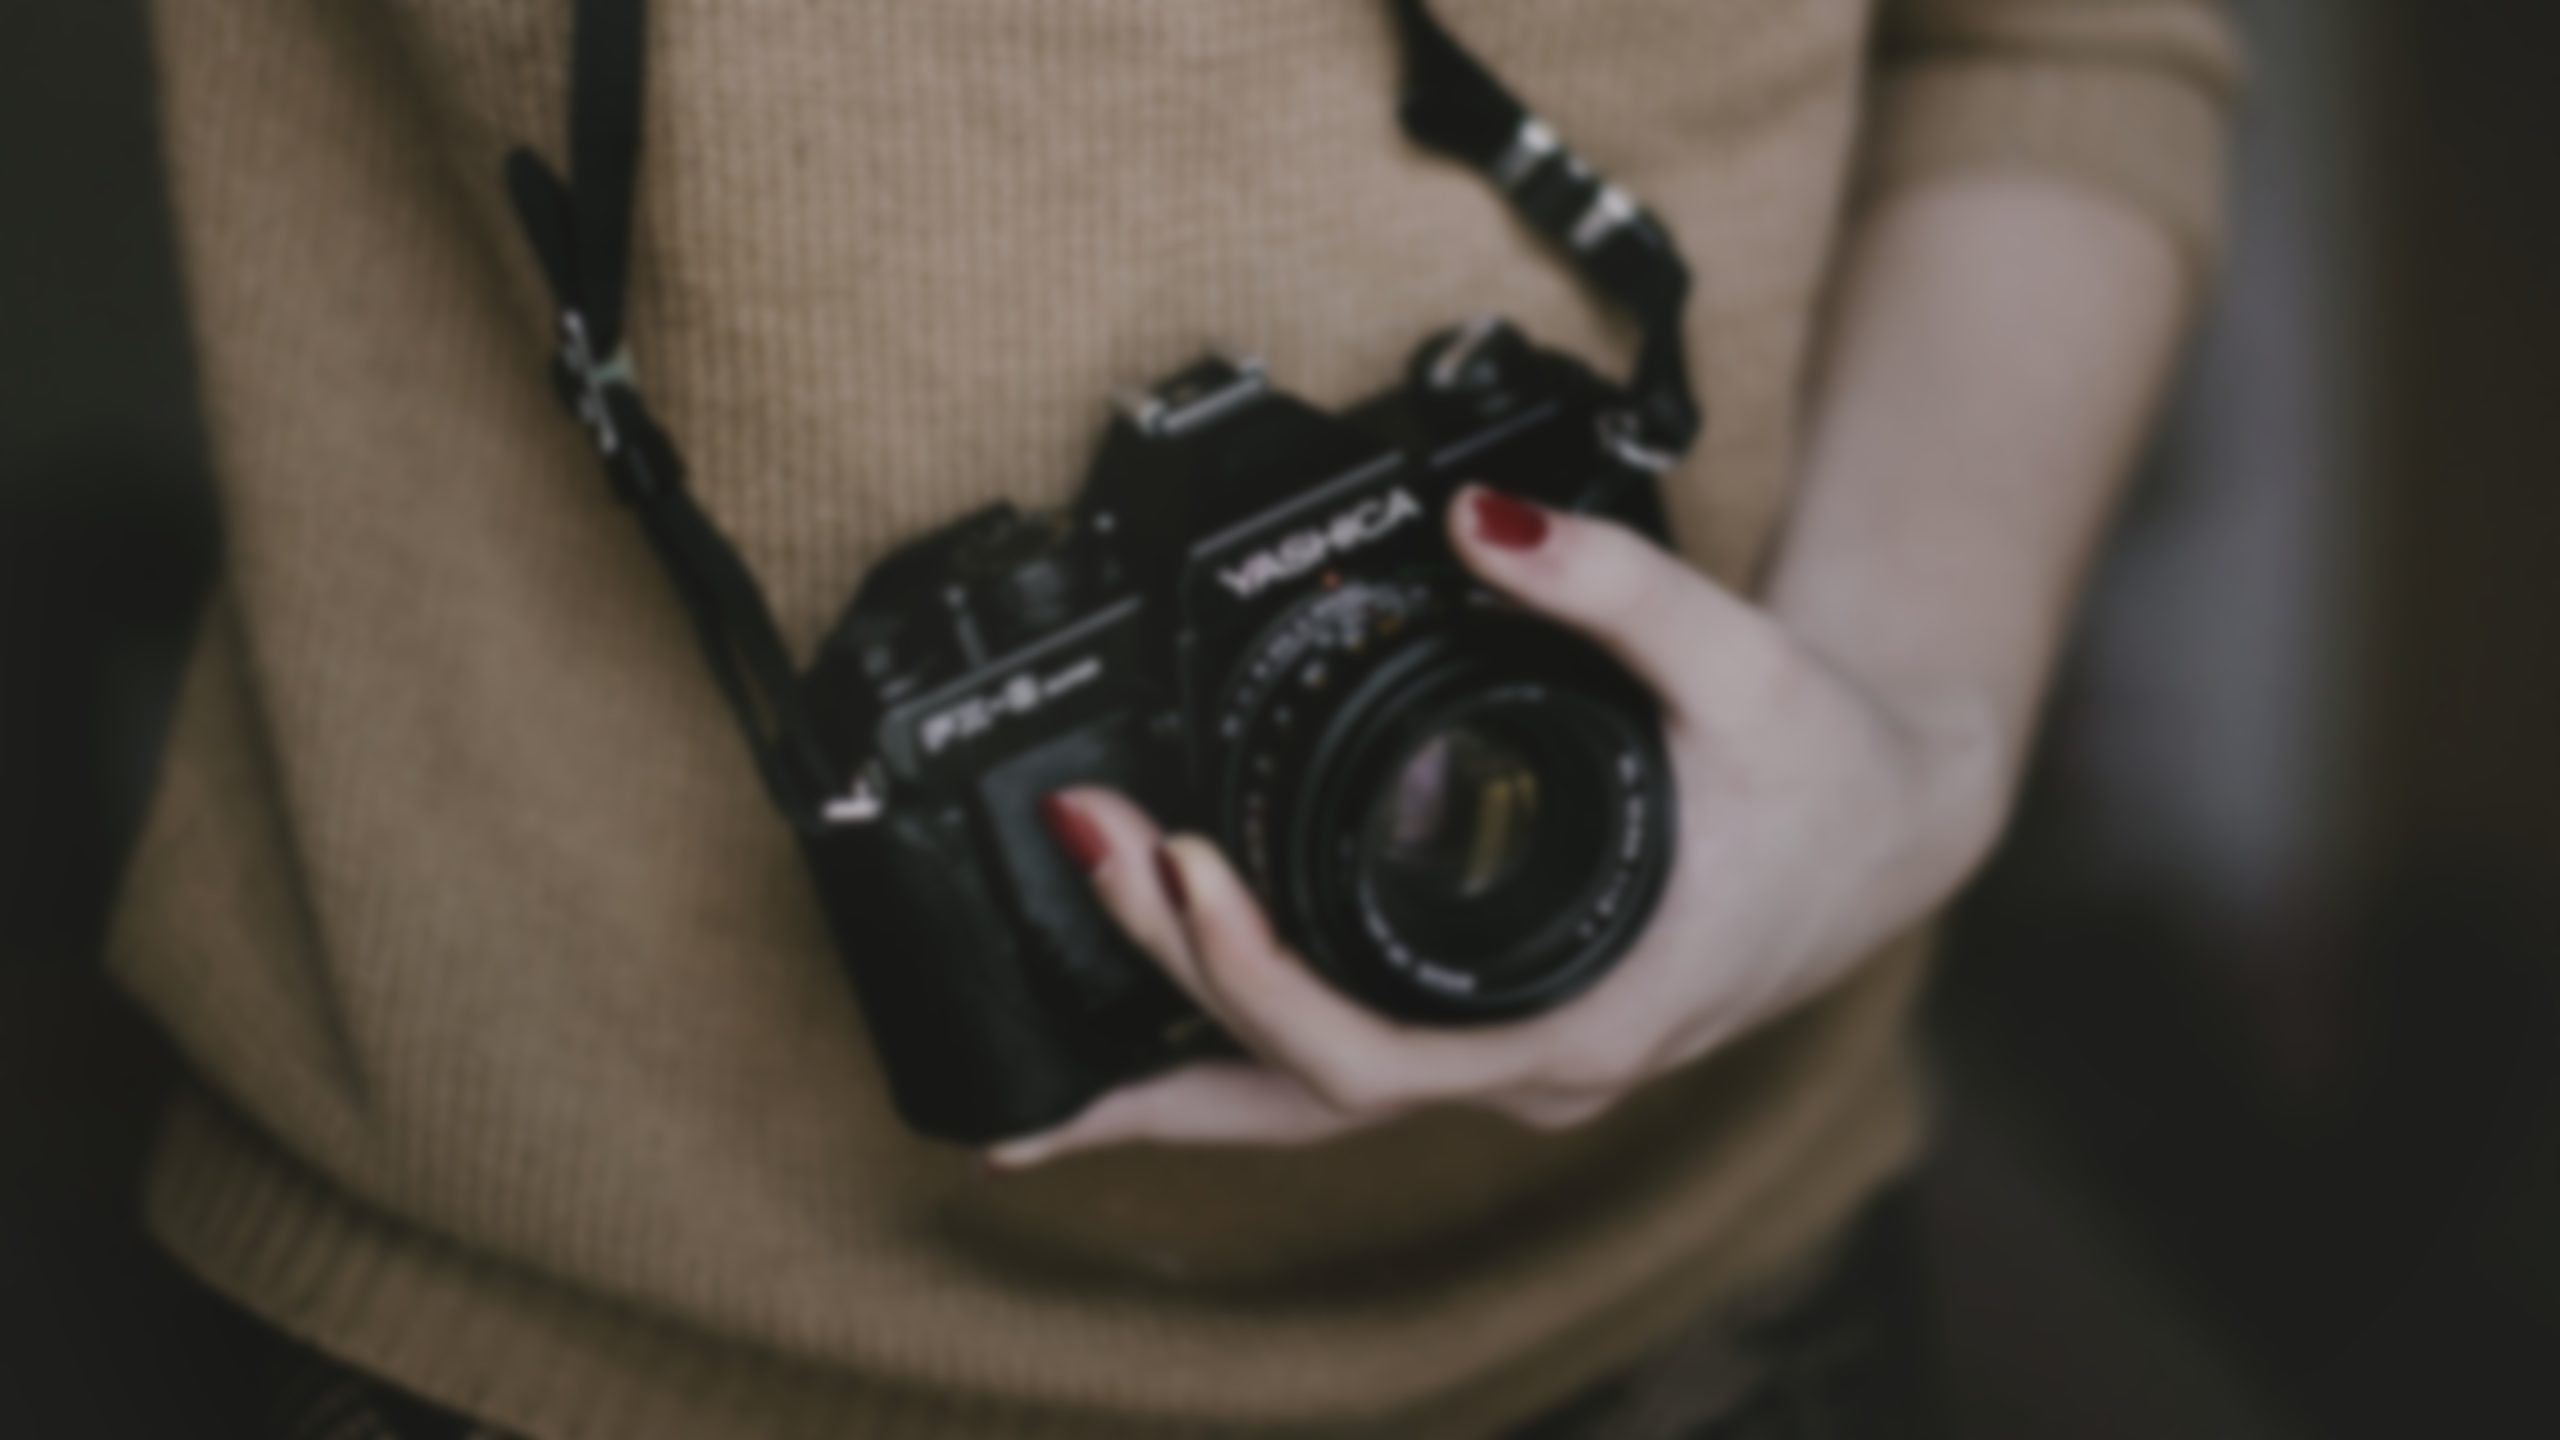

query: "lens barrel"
left=1215, top=579, right=1674, bottom=1020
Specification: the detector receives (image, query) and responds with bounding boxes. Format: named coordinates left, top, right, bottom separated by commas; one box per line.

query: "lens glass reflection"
left=1363, top=725, right=1542, bottom=915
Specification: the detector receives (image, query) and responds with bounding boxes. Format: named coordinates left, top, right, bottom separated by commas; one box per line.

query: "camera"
left=501, top=0, right=1704, bottom=1147
left=802, top=318, right=1680, bottom=1143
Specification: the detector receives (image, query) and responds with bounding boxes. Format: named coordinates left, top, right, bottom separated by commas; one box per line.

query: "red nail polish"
left=1470, top=489, right=1550, bottom=550
left=1155, top=846, right=1189, bottom=912
left=1040, top=793, right=1108, bottom=872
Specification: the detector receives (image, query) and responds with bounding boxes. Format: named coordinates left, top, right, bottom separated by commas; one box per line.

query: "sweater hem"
left=142, top=1060, right=1922, bottom=1440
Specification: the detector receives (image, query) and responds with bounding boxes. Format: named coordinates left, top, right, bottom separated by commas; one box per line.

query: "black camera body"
left=803, top=320, right=1680, bottom=1142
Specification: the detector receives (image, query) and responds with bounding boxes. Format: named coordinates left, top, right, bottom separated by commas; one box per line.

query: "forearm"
left=1766, top=174, right=2193, bottom=821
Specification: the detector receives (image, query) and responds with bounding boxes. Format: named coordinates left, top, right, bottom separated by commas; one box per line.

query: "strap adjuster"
left=553, top=308, right=638, bottom=459
left=1569, top=183, right=1641, bottom=253
left=1495, top=117, right=1655, bottom=261
left=1490, top=117, right=1560, bottom=188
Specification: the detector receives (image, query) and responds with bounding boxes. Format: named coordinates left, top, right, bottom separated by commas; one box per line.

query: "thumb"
left=1446, top=484, right=1778, bottom=725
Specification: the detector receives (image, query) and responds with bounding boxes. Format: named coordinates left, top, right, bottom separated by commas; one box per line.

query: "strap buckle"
left=1494, top=115, right=1646, bottom=258
left=1569, top=183, right=1642, bottom=253
left=1489, top=117, right=1560, bottom=188
left=553, top=308, right=638, bottom=459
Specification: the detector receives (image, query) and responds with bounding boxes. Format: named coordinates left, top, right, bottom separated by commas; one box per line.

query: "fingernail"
left=1040, top=793, right=1108, bottom=873
left=1469, top=489, right=1550, bottom=550
left=1155, top=845, right=1189, bottom=913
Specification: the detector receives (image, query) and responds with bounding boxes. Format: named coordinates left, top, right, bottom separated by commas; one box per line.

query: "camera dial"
left=946, top=509, right=1102, bottom=654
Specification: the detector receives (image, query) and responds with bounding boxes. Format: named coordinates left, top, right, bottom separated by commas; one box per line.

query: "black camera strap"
left=502, top=0, right=1701, bottom=831
left=1388, top=0, right=1702, bottom=469
left=504, top=0, right=845, bottom=831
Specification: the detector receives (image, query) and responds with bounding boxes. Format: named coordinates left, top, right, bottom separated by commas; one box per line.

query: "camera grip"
left=801, top=812, right=1111, bottom=1143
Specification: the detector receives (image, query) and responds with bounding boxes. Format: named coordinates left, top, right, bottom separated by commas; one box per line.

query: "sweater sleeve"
left=1858, top=0, right=2244, bottom=275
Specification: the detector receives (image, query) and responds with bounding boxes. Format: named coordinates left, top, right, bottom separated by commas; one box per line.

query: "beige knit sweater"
left=116, top=2, right=2234, bottom=1436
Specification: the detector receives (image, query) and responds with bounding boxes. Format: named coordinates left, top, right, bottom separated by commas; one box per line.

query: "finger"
left=1502, top=1090, right=1618, bottom=1134
left=1039, top=786, right=1212, bottom=1006
left=1159, top=836, right=1543, bottom=1115
left=985, top=1062, right=1367, bottom=1168
left=1445, top=484, right=1782, bottom=725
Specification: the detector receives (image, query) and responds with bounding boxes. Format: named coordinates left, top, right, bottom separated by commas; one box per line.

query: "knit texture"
left=115, top=2, right=2235, bottom=1436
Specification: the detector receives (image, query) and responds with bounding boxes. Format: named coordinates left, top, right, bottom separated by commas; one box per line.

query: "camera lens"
left=1215, top=580, right=1675, bottom=1020
left=1366, top=725, right=1542, bottom=911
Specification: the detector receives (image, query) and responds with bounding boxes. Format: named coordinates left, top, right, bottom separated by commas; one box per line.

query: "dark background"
left=5, top=2, right=2554, bottom=1435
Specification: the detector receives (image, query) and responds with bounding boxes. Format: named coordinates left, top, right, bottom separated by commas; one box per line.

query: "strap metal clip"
left=1492, top=115, right=1649, bottom=259
left=555, top=309, right=638, bottom=459
left=1490, top=116, right=1560, bottom=189
left=1597, top=408, right=1681, bottom=475
left=1569, top=184, right=1642, bottom=254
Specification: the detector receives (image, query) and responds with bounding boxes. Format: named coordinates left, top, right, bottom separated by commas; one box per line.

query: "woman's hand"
left=986, top=176, right=2188, bottom=1164
left=987, top=484, right=2012, bottom=1168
